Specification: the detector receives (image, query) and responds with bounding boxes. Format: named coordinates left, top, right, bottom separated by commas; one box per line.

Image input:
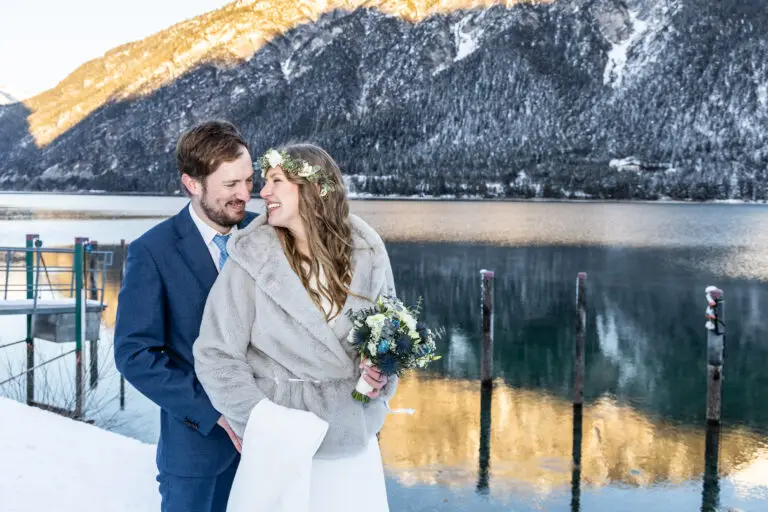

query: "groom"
left=114, top=120, right=257, bottom=512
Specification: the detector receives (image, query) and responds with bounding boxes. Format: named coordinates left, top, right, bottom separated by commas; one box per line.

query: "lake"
left=1, top=193, right=767, bottom=511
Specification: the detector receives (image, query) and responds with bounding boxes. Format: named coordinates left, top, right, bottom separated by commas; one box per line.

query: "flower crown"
left=258, top=149, right=334, bottom=198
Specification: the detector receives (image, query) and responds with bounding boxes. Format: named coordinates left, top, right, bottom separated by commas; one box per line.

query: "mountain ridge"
left=1, top=0, right=766, bottom=201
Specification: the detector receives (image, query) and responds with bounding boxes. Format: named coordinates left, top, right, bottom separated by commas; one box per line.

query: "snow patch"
left=758, top=83, right=767, bottom=109
left=0, top=397, right=159, bottom=511
left=453, top=17, right=483, bottom=62
left=603, top=11, right=648, bottom=87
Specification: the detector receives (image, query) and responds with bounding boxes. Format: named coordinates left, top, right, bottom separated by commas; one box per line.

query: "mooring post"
left=25, top=234, right=39, bottom=406
left=87, top=241, right=99, bottom=389
left=704, top=286, right=725, bottom=423
left=74, top=237, right=88, bottom=419
left=574, top=273, right=587, bottom=406
left=480, top=269, right=494, bottom=387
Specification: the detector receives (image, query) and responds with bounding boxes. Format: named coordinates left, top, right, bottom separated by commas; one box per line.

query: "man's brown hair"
left=176, top=121, right=248, bottom=189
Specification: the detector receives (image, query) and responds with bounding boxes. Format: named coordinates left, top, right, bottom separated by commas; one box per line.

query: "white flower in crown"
left=298, top=161, right=315, bottom=178
left=265, top=149, right=283, bottom=169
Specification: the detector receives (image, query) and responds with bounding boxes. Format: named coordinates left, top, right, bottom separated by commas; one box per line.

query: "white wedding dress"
left=226, top=270, right=389, bottom=512
left=226, top=399, right=389, bottom=512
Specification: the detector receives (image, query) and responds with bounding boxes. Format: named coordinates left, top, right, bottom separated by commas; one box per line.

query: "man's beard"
left=200, top=193, right=246, bottom=228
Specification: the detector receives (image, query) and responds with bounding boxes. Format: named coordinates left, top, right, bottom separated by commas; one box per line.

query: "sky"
left=0, top=0, right=232, bottom=100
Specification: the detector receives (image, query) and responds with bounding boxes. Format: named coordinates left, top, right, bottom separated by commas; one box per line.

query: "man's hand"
left=217, top=416, right=242, bottom=453
left=361, top=359, right=389, bottom=399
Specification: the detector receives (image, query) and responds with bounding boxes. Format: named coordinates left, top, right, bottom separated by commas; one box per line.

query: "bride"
left=193, top=143, right=396, bottom=511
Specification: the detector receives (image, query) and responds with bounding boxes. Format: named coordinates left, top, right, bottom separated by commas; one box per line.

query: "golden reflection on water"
left=380, top=376, right=768, bottom=494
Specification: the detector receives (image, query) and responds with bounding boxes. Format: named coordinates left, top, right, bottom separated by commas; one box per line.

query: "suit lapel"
left=330, top=247, right=377, bottom=342
left=255, top=233, right=353, bottom=369
left=232, top=213, right=388, bottom=371
left=173, top=206, right=218, bottom=293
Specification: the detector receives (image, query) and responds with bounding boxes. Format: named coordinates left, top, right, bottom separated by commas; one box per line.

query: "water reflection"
left=702, top=423, right=721, bottom=512
left=571, top=405, right=584, bottom=512
left=477, top=382, right=492, bottom=494
left=381, top=377, right=767, bottom=496
left=387, top=242, right=768, bottom=429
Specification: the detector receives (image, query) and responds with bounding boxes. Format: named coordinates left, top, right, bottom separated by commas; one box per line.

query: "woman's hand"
left=361, top=359, right=389, bottom=399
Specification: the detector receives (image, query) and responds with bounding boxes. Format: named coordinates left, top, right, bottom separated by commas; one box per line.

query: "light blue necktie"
left=212, top=233, right=231, bottom=270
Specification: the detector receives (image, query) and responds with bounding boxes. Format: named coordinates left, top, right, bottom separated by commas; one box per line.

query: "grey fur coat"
left=193, top=213, right=398, bottom=459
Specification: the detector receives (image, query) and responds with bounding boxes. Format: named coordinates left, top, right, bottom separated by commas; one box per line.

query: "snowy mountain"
left=1, top=0, right=766, bottom=200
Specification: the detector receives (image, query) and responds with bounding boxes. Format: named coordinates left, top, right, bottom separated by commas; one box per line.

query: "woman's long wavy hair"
left=272, top=143, right=354, bottom=321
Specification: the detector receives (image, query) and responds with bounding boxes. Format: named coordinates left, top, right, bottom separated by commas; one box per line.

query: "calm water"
left=1, top=194, right=767, bottom=511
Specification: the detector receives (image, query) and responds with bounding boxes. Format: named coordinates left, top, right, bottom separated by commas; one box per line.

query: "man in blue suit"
left=115, top=120, right=257, bottom=512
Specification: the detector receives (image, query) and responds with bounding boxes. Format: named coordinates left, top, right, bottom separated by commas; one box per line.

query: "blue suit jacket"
left=114, top=205, right=258, bottom=477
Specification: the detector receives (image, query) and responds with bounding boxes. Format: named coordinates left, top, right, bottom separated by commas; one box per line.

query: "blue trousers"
left=157, top=455, right=240, bottom=512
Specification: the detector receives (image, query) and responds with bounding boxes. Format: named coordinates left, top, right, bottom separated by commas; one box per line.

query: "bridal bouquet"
left=346, top=296, right=441, bottom=403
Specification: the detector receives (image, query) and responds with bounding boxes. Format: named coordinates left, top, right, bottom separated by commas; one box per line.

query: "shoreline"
left=1, top=190, right=767, bottom=206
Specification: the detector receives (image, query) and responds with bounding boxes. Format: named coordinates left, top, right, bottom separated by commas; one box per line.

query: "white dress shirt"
left=188, top=203, right=237, bottom=272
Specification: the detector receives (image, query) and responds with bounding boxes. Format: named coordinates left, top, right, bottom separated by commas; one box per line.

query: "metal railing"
left=0, top=235, right=113, bottom=419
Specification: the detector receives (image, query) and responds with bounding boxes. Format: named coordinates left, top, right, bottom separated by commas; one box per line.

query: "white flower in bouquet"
left=399, top=311, right=417, bottom=331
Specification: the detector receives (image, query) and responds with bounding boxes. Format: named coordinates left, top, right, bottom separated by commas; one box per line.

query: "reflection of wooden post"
left=704, top=287, right=724, bottom=423
left=88, top=241, right=99, bottom=389
left=476, top=382, right=492, bottom=494
left=570, top=404, right=584, bottom=512
left=119, top=239, right=127, bottom=410
left=574, top=273, right=587, bottom=406
left=701, top=422, right=721, bottom=511
left=480, top=270, right=494, bottom=385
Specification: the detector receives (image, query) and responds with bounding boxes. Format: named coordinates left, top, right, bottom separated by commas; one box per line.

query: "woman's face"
left=259, top=166, right=302, bottom=232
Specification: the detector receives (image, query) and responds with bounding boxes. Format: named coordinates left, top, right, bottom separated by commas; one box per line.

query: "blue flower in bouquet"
left=395, top=332, right=413, bottom=353
left=352, top=325, right=370, bottom=348
left=379, top=318, right=398, bottom=339
left=377, top=339, right=390, bottom=354
left=377, top=353, right=398, bottom=376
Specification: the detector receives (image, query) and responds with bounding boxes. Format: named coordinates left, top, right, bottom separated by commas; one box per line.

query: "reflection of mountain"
left=381, top=376, right=767, bottom=491
left=386, top=242, right=768, bottom=429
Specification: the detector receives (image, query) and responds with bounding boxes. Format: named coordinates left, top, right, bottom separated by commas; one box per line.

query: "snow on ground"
left=0, top=397, right=159, bottom=512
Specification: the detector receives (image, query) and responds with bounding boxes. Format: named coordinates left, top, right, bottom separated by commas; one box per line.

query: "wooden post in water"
left=74, top=237, right=88, bottom=419
left=88, top=241, right=99, bottom=389
left=574, top=273, right=587, bottom=406
left=480, top=270, right=494, bottom=387
left=119, top=239, right=127, bottom=410
left=570, top=404, right=584, bottom=512
left=704, top=286, right=725, bottom=423
left=25, top=234, right=39, bottom=406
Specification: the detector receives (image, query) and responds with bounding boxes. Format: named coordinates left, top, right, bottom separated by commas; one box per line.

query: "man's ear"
left=181, top=173, right=200, bottom=197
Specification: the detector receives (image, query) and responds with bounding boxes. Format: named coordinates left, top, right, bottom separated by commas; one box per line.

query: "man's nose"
left=234, top=182, right=251, bottom=200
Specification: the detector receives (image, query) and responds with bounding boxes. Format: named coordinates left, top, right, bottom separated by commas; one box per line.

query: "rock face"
left=1, top=0, right=767, bottom=200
